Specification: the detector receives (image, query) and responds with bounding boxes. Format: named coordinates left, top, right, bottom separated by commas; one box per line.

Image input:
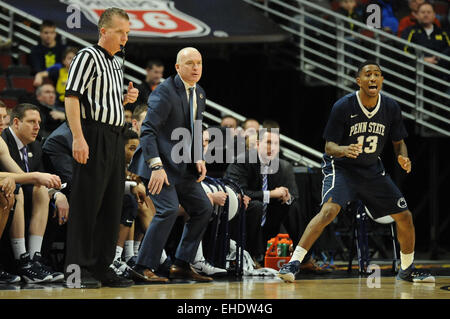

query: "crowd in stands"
left=332, top=0, right=449, bottom=58
left=0, top=1, right=449, bottom=286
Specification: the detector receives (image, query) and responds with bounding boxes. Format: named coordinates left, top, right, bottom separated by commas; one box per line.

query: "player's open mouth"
left=368, top=85, right=378, bottom=93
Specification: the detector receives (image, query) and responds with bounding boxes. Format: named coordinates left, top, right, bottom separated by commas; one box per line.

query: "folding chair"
left=364, top=206, right=398, bottom=274
left=221, top=178, right=246, bottom=277
left=201, top=176, right=246, bottom=277
left=348, top=201, right=398, bottom=274
left=201, top=177, right=226, bottom=268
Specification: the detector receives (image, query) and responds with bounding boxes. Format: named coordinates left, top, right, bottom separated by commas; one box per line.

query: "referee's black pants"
left=65, top=121, right=125, bottom=276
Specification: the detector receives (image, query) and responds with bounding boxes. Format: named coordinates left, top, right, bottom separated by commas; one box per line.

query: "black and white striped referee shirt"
left=65, top=44, right=124, bottom=126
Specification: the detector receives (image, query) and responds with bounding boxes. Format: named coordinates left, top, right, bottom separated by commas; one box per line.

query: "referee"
left=64, top=8, right=138, bottom=288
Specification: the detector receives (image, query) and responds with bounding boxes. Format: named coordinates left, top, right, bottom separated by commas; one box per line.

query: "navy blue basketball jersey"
left=323, top=91, right=408, bottom=167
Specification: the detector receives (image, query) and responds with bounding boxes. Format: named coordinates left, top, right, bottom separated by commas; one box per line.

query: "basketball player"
left=278, top=61, right=434, bottom=284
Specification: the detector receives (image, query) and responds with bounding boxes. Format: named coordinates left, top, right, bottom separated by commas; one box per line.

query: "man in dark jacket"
left=225, top=128, right=299, bottom=262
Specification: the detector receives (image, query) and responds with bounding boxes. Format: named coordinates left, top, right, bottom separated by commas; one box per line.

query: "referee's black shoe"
left=95, top=267, right=134, bottom=288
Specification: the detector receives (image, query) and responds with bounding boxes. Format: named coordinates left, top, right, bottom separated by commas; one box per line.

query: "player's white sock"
left=28, top=235, right=43, bottom=259
left=115, top=246, right=123, bottom=261
left=11, top=238, right=26, bottom=260
left=123, top=240, right=134, bottom=261
left=290, top=246, right=308, bottom=263
left=400, top=251, right=414, bottom=270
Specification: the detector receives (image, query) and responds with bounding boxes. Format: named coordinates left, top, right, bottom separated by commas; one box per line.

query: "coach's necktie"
left=188, top=87, right=195, bottom=134
left=261, top=172, right=268, bottom=226
left=21, top=146, right=29, bottom=172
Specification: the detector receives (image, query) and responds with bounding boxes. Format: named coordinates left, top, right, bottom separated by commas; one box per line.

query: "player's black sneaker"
left=32, top=252, right=64, bottom=283
left=17, top=252, right=52, bottom=283
left=278, top=260, right=300, bottom=283
left=396, top=265, right=435, bottom=283
left=0, top=267, right=21, bottom=284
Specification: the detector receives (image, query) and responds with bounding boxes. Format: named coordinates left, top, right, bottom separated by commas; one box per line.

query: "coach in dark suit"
left=225, top=129, right=299, bottom=262
left=1, top=103, right=69, bottom=222
left=2, top=113, right=43, bottom=175
left=129, top=47, right=213, bottom=282
left=1, top=104, right=48, bottom=230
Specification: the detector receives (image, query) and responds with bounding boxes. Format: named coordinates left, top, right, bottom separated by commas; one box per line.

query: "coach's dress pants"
left=65, top=121, right=125, bottom=276
left=230, top=200, right=292, bottom=259
left=136, top=176, right=213, bottom=272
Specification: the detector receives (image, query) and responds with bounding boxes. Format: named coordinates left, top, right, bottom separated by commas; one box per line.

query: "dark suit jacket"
left=42, top=122, right=73, bottom=196
left=129, top=74, right=206, bottom=184
left=1, top=127, right=45, bottom=174
left=1, top=127, right=45, bottom=218
left=224, top=150, right=299, bottom=203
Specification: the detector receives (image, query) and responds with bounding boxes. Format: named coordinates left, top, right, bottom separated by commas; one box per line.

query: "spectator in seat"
left=124, top=104, right=133, bottom=126
left=35, top=83, right=65, bottom=138
left=335, top=0, right=364, bottom=71
left=336, top=0, right=363, bottom=32
left=131, top=104, right=147, bottom=137
left=366, top=0, right=400, bottom=34
left=225, top=128, right=299, bottom=266
left=402, top=2, right=450, bottom=67
left=29, top=20, right=66, bottom=74
left=397, top=0, right=441, bottom=37
left=242, top=118, right=260, bottom=151
left=220, top=115, right=240, bottom=137
left=128, top=59, right=164, bottom=111
left=33, top=47, right=78, bottom=105
left=402, top=2, right=450, bottom=114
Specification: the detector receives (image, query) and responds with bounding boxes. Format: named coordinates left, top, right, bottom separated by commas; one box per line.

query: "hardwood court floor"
left=1, top=275, right=449, bottom=299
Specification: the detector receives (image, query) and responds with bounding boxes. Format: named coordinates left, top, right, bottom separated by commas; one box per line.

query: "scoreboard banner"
left=6, top=0, right=288, bottom=43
